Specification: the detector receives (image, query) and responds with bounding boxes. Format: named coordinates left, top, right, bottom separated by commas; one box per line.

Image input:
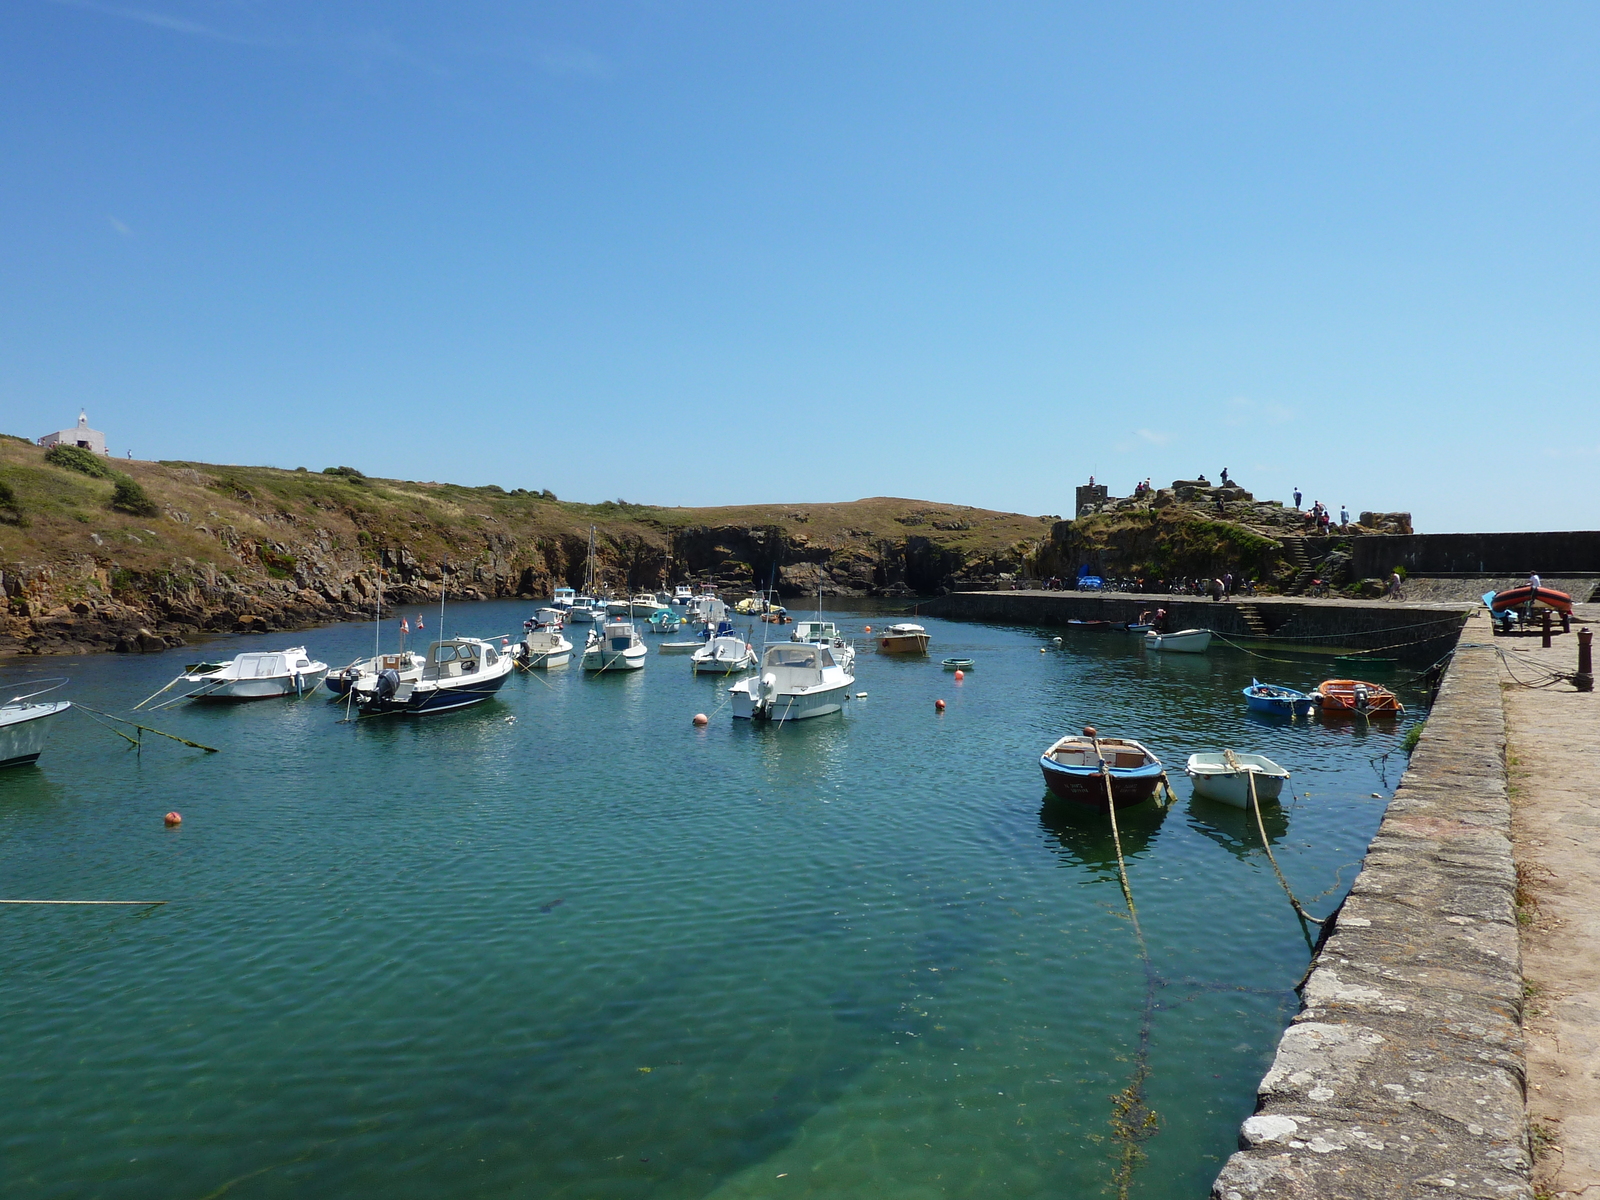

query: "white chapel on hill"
left=38, top=410, right=108, bottom=456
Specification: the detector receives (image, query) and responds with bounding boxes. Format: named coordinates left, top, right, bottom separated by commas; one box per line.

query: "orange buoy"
left=1083, top=725, right=1097, bottom=738
left=692, top=713, right=709, bottom=727
left=935, top=698, right=946, bottom=711
left=164, top=811, right=182, bottom=827
left=864, top=625, right=872, bottom=633
left=953, top=669, right=964, bottom=681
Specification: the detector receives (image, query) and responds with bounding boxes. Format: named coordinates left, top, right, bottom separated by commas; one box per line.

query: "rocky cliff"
left=0, top=440, right=1053, bottom=655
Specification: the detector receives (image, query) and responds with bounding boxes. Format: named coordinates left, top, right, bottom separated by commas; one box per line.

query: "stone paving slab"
left=1213, top=613, right=1530, bottom=1200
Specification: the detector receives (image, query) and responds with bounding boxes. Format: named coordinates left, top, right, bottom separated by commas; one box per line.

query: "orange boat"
left=1489, top=585, right=1572, bottom=615
left=1313, top=679, right=1404, bottom=716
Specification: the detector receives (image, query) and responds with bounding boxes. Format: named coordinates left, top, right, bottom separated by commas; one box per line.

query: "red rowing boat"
left=1490, top=586, right=1572, bottom=615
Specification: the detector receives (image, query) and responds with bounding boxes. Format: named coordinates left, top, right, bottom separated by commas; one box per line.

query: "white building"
left=38, top=410, right=107, bottom=456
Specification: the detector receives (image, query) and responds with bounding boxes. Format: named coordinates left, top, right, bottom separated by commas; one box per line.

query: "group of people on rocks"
left=1292, top=493, right=1352, bottom=534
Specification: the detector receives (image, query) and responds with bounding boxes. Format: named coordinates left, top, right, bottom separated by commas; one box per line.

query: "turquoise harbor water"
left=0, top=603, right=1421, bottom=1199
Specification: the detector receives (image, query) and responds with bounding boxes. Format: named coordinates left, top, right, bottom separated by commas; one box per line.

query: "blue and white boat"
left=1039, top=732, right=1163, bottom=808
left=1242, top=679, right=1317, bottom=718
left=352, top=637, right=513, bottom=714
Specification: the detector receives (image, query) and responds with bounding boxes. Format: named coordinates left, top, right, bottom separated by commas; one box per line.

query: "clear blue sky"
left=4, top=3, right=1598, bottom=532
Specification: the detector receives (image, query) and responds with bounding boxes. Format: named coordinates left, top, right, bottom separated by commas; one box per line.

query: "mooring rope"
left=70, top=703, right=219, bottom=753
left=1230, top=749, right=1325, bottom=929
left=1096, top=756, right=1160, bottom=1199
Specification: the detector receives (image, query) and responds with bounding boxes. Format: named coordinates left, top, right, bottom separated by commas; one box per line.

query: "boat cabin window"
left=765, top=646, right=818, bottom=668
left=484, top=647, right=497, bottom=665
left=434, top=645, right=458, bottom=663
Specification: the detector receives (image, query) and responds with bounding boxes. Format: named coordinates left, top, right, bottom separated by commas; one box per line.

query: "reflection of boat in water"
left=1038, top=797, right=1170, bottom=877
left=1184, top=794, right=1288, bottom=860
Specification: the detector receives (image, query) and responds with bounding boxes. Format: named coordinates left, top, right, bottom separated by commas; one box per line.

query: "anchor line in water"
left=70, top=703, right=219, bottom=753
left=1229, top=750, right=1326, bottom=931
left=1097, top=760, right=1160, bottom=1200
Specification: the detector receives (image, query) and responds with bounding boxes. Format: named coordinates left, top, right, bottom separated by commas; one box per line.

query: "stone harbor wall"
left=1212, top=618, right=1529, bottom=1200
left=1353, top=531, right=1600, bottom=578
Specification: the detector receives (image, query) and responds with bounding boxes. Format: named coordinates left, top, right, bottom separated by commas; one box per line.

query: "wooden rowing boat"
left=1313, top=679, right=1404, bottom=715
left=1039, top=733, right=1163, bottom=808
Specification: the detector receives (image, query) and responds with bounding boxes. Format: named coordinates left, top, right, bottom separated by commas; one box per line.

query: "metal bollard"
left=1577, top=627, right=1593, bottom=693
left=1543, top=609, right=1552, bottom=648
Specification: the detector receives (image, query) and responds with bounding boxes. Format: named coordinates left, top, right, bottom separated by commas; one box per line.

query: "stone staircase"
left=1280, top=537, right=1316, bottom=595
left=1235, top=602, right=1269, bottom=638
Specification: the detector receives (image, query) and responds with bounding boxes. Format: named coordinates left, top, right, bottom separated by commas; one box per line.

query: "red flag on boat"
left=400, top=618, right=409, bottom=634
left=417, top=616, right=424, bottom=630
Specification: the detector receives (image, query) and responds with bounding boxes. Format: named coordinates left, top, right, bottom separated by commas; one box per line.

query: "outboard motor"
left=375, top=668, right=400, bottom=700
left=1353, top=683, right=1370, bottom=712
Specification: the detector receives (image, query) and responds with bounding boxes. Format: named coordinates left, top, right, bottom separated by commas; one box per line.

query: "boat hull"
left=363, top=669, right=512, bottom=715
left=0, top=702, right=71, bottom=768
left=1185, top=755, right=1289, bottom=808
left=582, top=648, right=646, bottom=671
left=189, top=670, right=329, bottom=700
left=877, top=634, right=930, bottom=654
left=1242, top=683, right=1316, bottom=718
left=1039, top=761, right=1161, bottom=808
left=730, top=680, right=851, bottom=721
left=1144, top=630, right=1212, bottom=653
left=1490, top=585, right=1573, bottom=615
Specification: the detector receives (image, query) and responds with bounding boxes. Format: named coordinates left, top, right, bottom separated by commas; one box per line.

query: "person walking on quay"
left=1293, top=487, right=1302, bottom=510
left=1387, top=571, right=1404, bottom=600
left=1223, top=571, right=1234, bottom=598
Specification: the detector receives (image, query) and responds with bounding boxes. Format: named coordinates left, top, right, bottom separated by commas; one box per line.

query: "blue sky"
left=3, top=2, right=1598, bottom=532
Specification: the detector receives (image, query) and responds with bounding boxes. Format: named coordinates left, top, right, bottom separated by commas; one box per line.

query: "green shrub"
left=323, top=466, right=365, bottom=479
left=0, top=478, right=23, bottom=525
left=259, top=548, right=297, bottom=580
left=45, top=443, right=115, bottom=478
left=1402, top=723, right=1423, bottom=754
left=109, top=475, right=159, bottom=517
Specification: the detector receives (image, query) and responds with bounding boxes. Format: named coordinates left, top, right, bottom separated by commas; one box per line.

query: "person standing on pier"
left=1340, top=505, right=1350, bottom=529
left=1293, top=487, right=1302, bottom=510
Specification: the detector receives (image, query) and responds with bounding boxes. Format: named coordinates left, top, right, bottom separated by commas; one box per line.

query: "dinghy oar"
left=72, top=704, right=219, bottom=753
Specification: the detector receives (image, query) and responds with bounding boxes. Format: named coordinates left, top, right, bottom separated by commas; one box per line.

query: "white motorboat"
left=516, top=625, right=573, bottom=668
left=658, top=640, right=702, bottom=654
left=325, top=650, right=427, bottom=697
left=567, top=596, right=601, bottom=624
left=1144, top=629, right=1212, bottom=653
left=551, top=587, right=576, bottom=611
left=352, top=637, right=514, bottom=714
left=1185, top=751, right=1289, bottom=808
left=730, top=643, right=854, bottom=721
left=875, top=623, right=931, bottom=655
left=608, top=593, right=669, bottom=618
left=164, top=648, right=329, bottom=702
left=670, top=585, right=694, bottom=607
left=790, top=619, right=856, bottom=672
left=691, top=633, right=757, bottom=674
left=0, top=688, right=71, bottom=769
left=582, top=618, right=647, bottom=671
left=685, top=594, right=729, bottom=630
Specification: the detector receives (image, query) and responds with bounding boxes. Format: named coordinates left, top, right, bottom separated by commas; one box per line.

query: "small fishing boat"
left=582, top=618, right=647, bottom=672
left=691, top=633, right=757, bottom=675
left=1065, top=619, right=1115, bottom=632
left=876, top=623, right=931, bottom=654
left=1143, top=629, right=1212, bottom=653
left=670, top=584, right=695, bottom=607
left=942, top=657, right=975, bottom=670
left=687, top=594, right=730, bottom=631
left=608, top=593, right=668, bottom=618
left=790, top=619, right=856, bottom=672
left=1039, top=732, right=1164, bottom=808
left=168, top=648, right=329, bottom=702
left=1312, top=679, right=1404, bottom=715
left=353, top=637, right=514, bottom=714
left=567, top=596, right=601, bottom=624
left=730, top=642, right=854, bottom=721
left=326, top=651, right=427, bottom=697
left=1242, top=679, right=1316, bottom=718
left=0, top=685, right=71, bottom=768
left=1185, top=751, right=1290, bottom=808
left=515, top=625, right=573, bottom=669
left=648, top=609, right=684, bottom=633
left=551, top=587, right=576, bottom=611
left=1489, top=584, right=1573, bottom=616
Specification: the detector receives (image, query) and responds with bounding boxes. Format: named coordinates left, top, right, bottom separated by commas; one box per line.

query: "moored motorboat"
left=648, top=609, right=684, bottom=633
left=1242, top=679, right=1316, bottom=718
left=1143, top=629, right=1212, bottom=653
left=582, top=618, right=647, bottom=672
left=658, top=640, right=702, bottom=654
left=0, top=686, right=71, bottom=768
left=790, top=619, right=856, bottom=672
left=163, top=648, right=329, bottom=702
left=567, top=596, right=601, bottom=624
left=550, top=587, right=576, bottom=611
left=609, top=593, right=668, bottom=618
left=691, top=632, right=757, bottom=675
left=1312, top=679, right=1404, bottom=715
left=326, top=651, right=426, bottom=697
left=670, top=584, right=695, bottom=607
left=1039, top=732, right=1164, bottom=808
left=515, top=624, right=573, bottom=669
left=1185, top=751, right=1290, bottom=808
left=876, top=623, right=931, bottom=654
left=352, top=637, right=514, bottom=714
left=729, top=642, right=854, bottom=721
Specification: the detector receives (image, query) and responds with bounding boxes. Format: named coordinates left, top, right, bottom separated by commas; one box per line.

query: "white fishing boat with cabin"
left=670, top=584, right=695, bottom=607
left=164, top=648, right=329, bottom=702
left=1185, top=751, right=1289, bottom=808
left=551, top=587, right=576, bottom=611
left=582, top=618, right=647, bottom=671
left=325, top=650, right=427, bottom=697
left=729, top=643, right=854, bottom=721
left=875, top=623, right=931, bottom=654
left=608, top=593, right=669, bottom=618
left=515, top=614, right=574, bottom=668
left=691, top=632, right=757, bottom=674
left=790, top=619, right=856, bottom=672
left=353, top=637, right=514, bottom=714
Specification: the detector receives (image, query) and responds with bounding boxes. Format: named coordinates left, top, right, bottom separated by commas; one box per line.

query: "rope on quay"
left=1229, top=749, right=1325, bottom=930
left=70, top=703, right=219, bottom=753
left=1095, top=751, right=1160, bottom=1200
left=1494, top=645, right=1578, bottom=690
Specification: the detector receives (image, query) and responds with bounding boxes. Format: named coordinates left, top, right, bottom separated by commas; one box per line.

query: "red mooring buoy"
left=164, top=811, right=182, bottom=827
left=953, top=669, right=965, bottom=681
left=935, top=699, right=946, bottom=712
left=692, top=713, right=709, bottom=727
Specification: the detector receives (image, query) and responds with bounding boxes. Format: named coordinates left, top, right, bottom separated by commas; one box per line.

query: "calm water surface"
left=0, top=602, right=1421, bottom=1199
